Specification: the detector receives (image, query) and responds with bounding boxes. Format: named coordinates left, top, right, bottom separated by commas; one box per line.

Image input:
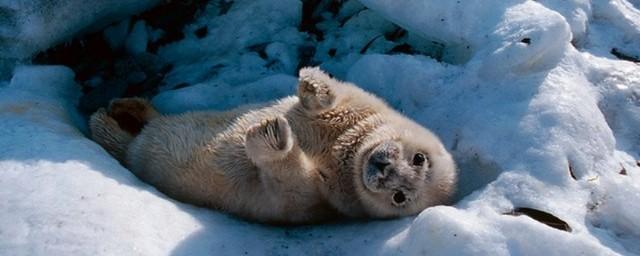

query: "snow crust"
left=2, top=0, right=640, bottom=255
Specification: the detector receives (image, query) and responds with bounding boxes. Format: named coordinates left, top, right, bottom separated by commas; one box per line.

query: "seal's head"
left=354, top=116, right=457, bottom=218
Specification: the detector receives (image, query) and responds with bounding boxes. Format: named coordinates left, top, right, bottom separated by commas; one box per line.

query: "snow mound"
left=0, top=66, right=205, bottom=254
left=2, top=0, right=640, bottom=255
left=358, top=0, right=571, bottom=79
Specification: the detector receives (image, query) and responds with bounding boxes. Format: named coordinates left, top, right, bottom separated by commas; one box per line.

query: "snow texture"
left=0, top=0, right=161, bottom=78
left=2, top=0, right=640, bottom=255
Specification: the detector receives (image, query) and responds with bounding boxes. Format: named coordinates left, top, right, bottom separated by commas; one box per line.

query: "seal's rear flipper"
left=107, top=98, right=159, bottom=135
left=89, top=98, right=159, bottom=164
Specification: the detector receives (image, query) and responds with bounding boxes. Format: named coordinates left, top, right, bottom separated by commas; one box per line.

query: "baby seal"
left=89, top=67, right=457, bottom=224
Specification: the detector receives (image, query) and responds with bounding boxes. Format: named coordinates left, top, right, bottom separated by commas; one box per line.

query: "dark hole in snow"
left=297, top=1, right=464, bottom=67
left=297, top=44, right=318, bottom=70
left=568, top=161, right=577, bottom=180
left=141, top=0, right=209, bottom=53
left=79, top=79, right=128, bottom=114
left=328, top=48, right=337, bottom=57
left=159, top=63, right=174, bottom=74
left=265, top=59, right=279, bottom=70
left=637, top=160, right=640, bottom=167
left=247, top=43, right=269, bottom=59
left=75, top=54, right=170, bottom=114
left=194, top=26, right=208, bottom=38
left=610, top=48, right=640, bottom=63
left=505, top=207, right=572, bottom=232
left=172, top=82, right=191, bottom=90
left=33, top=0, right=209, bottom=114
left=124, top=73, right=164, bottom=97
left=520, top=38, right=531, bottom=45
left=300, top=0, right=324, bottom=40
left=202, top=64, right=225, bottom=79
left=620, top=164, right=628, bottom=176
left=299, top=0, right=354, bottom=40
left=388, top=43, right=415, bottom=55
left=384, top=27, right=407, bottom=41
left=385, top=35, right=448, bottom=63
left=34, top=31, right=115, bottom=82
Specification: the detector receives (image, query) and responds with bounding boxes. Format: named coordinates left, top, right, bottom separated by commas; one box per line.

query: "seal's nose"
left=369, top=157, right=390, bottom=173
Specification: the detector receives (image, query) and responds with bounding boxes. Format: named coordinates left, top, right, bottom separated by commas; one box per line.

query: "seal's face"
left=355, top=126, right=456, bottom=218
left=363, top=141, right=427, bottom=207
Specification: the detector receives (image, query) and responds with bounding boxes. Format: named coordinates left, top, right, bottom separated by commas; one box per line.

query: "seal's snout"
left=369, top=155, right=390, bottom=173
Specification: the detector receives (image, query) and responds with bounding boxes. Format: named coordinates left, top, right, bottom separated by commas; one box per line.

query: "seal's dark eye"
left=412, top=153, right=426, bottom=166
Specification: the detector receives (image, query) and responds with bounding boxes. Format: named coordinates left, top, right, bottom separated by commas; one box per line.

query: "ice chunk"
left=103, top=19, right=130, bottom=50
left=9, top=65, right=78, bottom=100
left=125, top=20, right=149, bottom=55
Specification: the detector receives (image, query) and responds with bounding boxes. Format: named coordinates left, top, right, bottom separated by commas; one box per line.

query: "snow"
left=0, top=0, right=162, bottom=78
left=125, top=21, right=149, bottom=55
left=0, top=66, right=197, bottom=254
left=152, top=74, right=298, bottom=114
left=2, top=0, right=640, bottom=255
left=103, top=19, right=130, bottom=51
left=357, top=0, right=572, bottom=75
left=156, top=0, right=305, bottom=90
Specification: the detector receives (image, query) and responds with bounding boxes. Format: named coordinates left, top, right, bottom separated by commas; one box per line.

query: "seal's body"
left=90, top=67, right=457, bottom=224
